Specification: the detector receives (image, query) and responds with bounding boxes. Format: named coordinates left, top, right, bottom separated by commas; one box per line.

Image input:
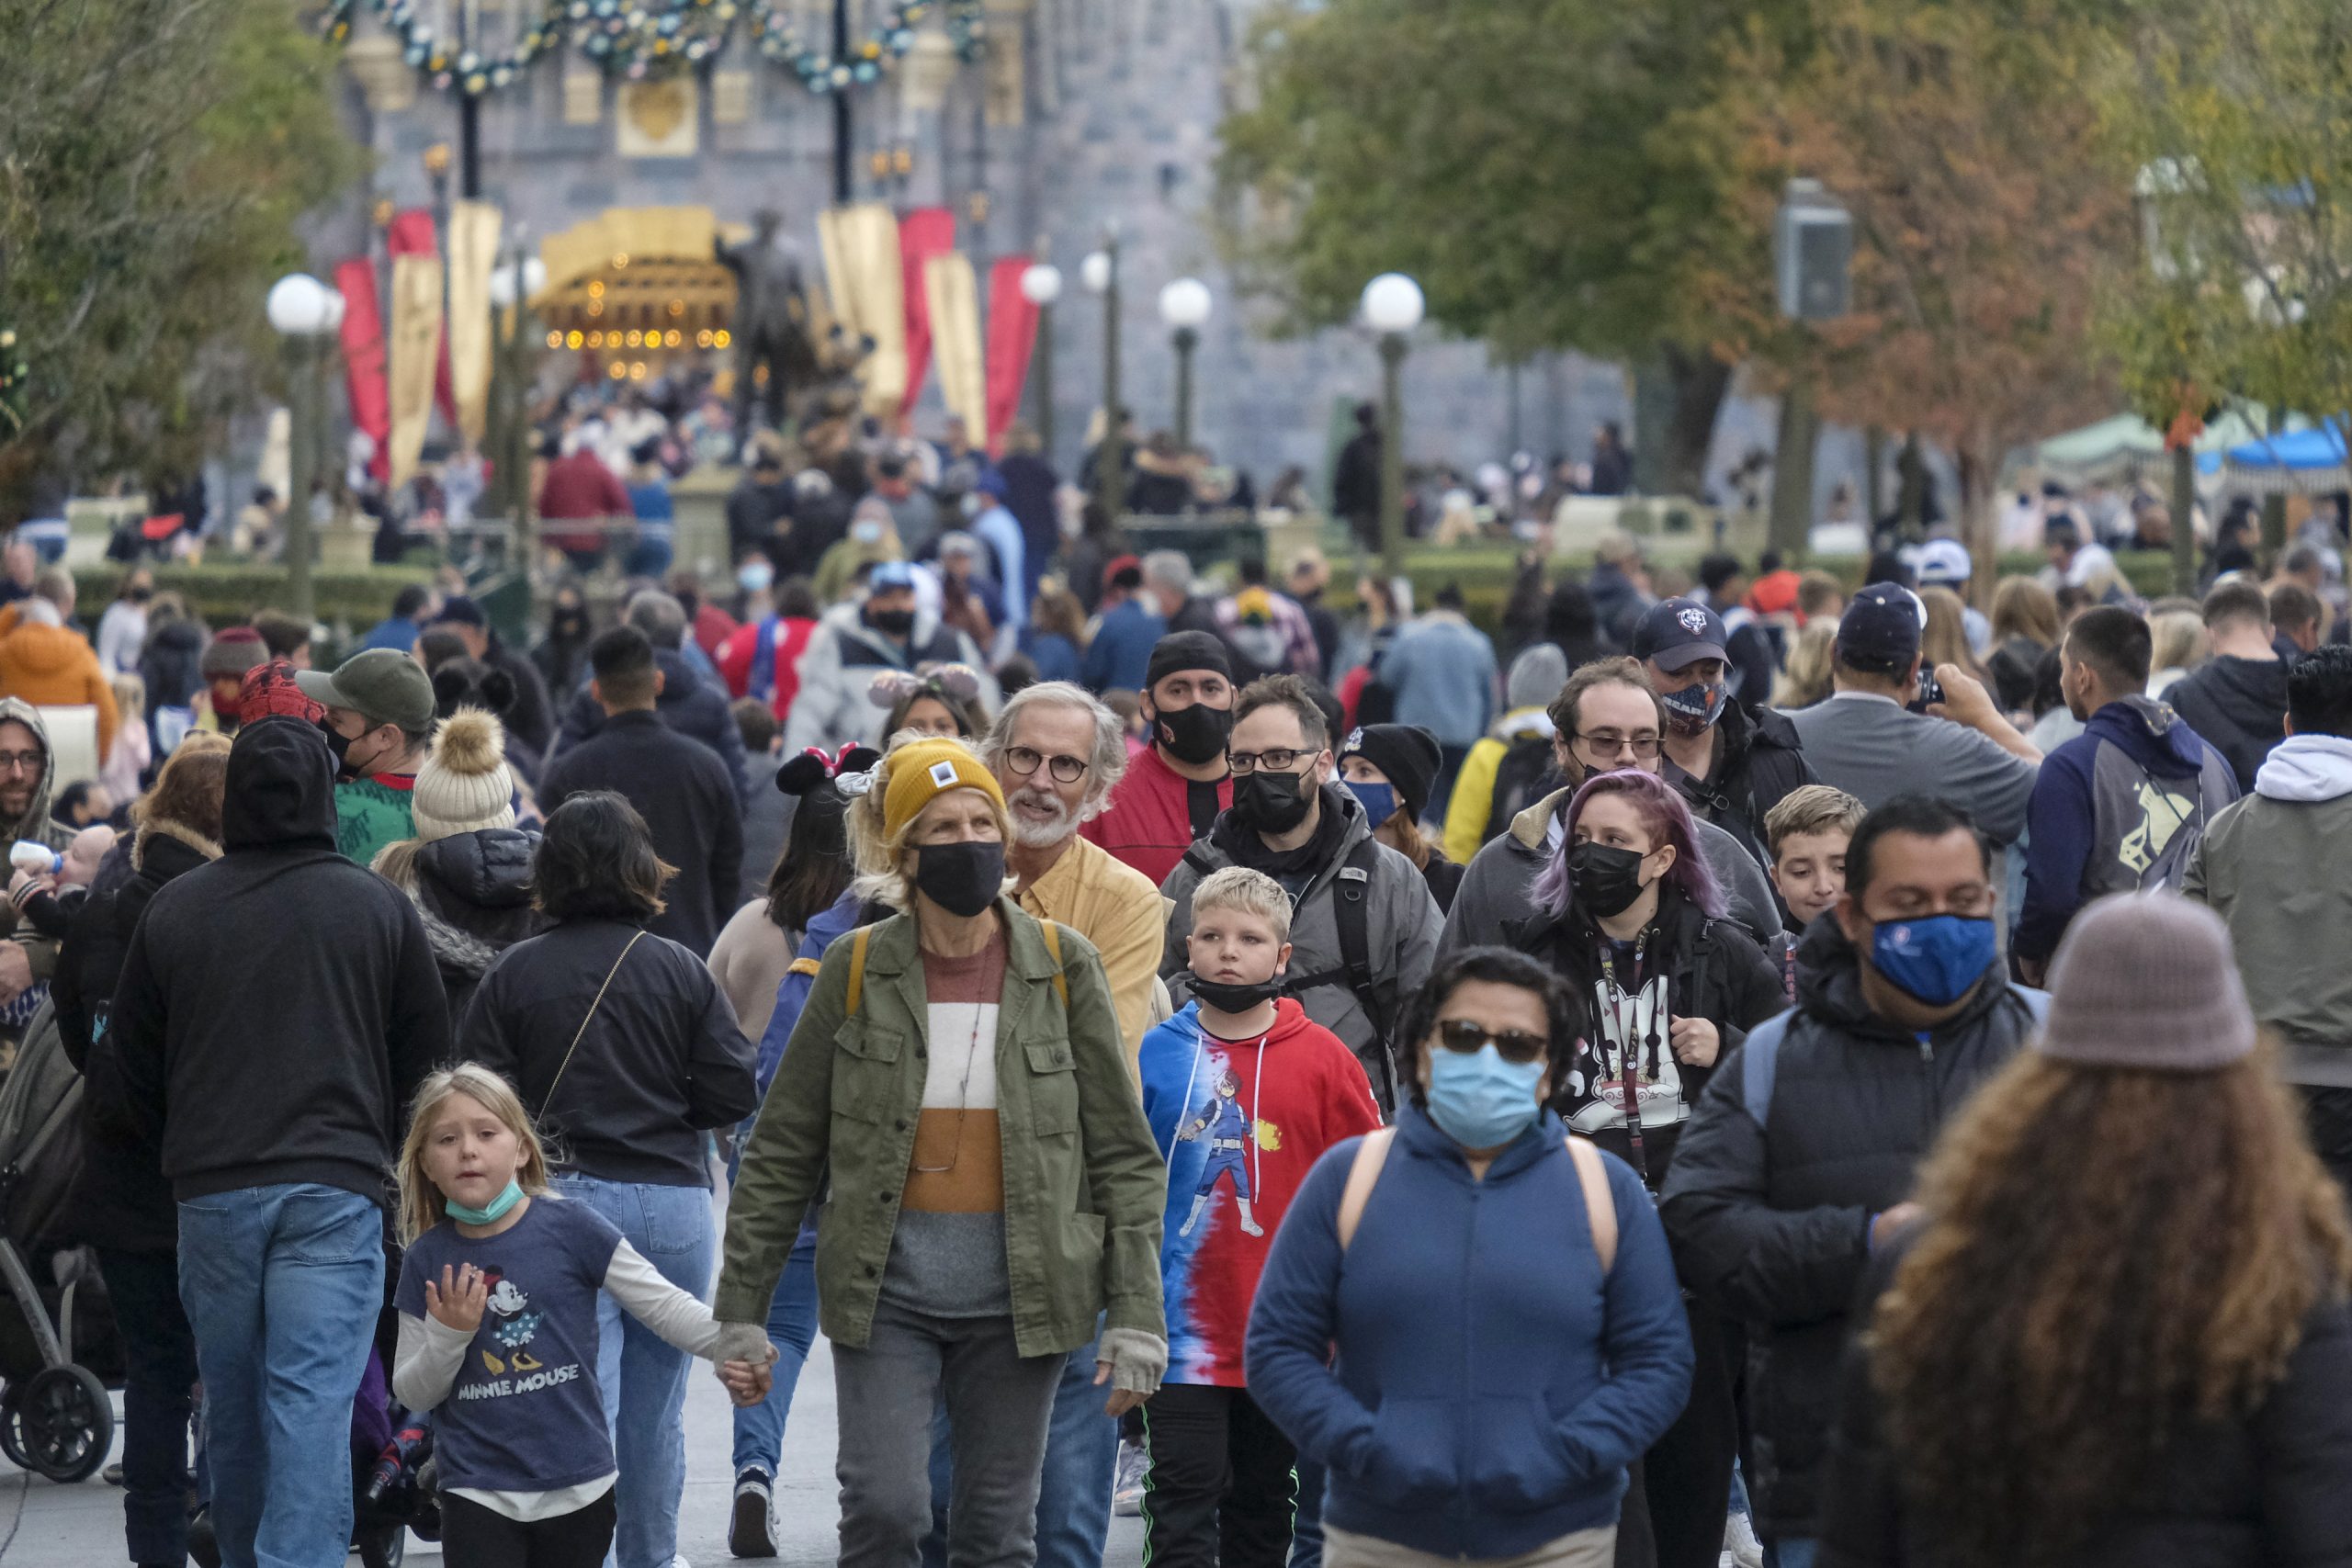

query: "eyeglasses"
left=1002, top=745, right=1089, bottom=784
left=1432, top=1018, right=1550, bottom=1065
left=1569, top=730, right=1662, bottom=761
left=1229, top=748, right=1312, bottom=775
left=0, top=751, right=43, bottom=775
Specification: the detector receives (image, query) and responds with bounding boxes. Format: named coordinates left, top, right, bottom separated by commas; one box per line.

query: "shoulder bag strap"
left=1564, top=1134, right=1618, bottom=1274
left=1038, top=919, right=1069, bottom=1009
left=541, top=929, right=648, bottom=1113
left=1336, top=1126, right=1397, bottom=1251
left=844, top=925, right=873, bottom=1017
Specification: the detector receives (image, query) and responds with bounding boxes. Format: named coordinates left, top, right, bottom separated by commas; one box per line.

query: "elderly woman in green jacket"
left=713, top=733, right=1168, bottom=1568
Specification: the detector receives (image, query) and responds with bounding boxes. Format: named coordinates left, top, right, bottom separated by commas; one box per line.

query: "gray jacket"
left=780, top=600, right=1001, bottom=755
left=2185, top=734, right=2352, bottom=1086
left=1442, top=784, right=1782, bottom=956
left=1158, top=786, right=1440, bottom=1107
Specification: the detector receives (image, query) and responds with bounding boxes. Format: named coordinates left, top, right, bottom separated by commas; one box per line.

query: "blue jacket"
left=754, top=888, right=865, bottom=1091
left=1377, top=613, right=1498, bottom=748
left=1246, top=1103, right=1691, bottom=1559
left=358, top=615, right=422, bottom=653
left=1081, top=598, right=1167, bottom=694
left=2017, top=694, right=2238, bottom=962
left=1023, top=630, right=1082, bottom=687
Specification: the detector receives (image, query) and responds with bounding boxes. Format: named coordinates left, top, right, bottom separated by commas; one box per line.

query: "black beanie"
left=1145, top=629, right=1232, bottom=691
left=1340, top=723, right=1442, bottom=823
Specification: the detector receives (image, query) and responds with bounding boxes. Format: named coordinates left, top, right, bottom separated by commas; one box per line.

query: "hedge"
left=73, top=563, right=434, bottom=636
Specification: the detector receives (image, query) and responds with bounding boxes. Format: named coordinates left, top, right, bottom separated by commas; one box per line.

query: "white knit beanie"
left=411, top=708, right=516, bottom=840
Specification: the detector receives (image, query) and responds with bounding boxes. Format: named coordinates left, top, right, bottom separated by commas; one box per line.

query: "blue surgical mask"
left=446, top=1178, right=526, bottom=1227
left=1343, top=780, right=1397, bottom=826
left=738, top=561, right=775, bottom=593
left=1425, top=1044, right=1545, bottom=1150
left=1867, top=914, right=1996, bottom=1008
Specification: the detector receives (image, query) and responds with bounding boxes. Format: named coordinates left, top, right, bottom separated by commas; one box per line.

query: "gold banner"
left=925, top=252, right=987, bottom=449
left=447, top=200, right=502, bottom=446
left=820, top=203, right=907, bottom=420
left=387, top=253, right=442, bottom=494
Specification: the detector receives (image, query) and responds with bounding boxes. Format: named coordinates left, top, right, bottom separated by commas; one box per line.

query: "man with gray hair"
left=973, top=679, right=1164, bottom=1568
left=546, top=588, right=751, bottom=803
left=1141, top=549, right=1225, bottom=641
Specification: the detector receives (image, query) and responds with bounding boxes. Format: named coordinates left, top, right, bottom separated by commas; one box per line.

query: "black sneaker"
left=729, top=1467, right=777, bottom=1558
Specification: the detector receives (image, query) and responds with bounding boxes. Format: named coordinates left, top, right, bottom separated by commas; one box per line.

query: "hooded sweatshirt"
left=2017, top=694, right=2238, bottom=963
left=1140, top=997, right=1380, bottom=1386
left=107, top=716, right=451, bottom=1203
left=2187, top=732, right=2352, bottom=1083
left=0, top=698, right=72, bottom=994
left=2165, top=653, right=2290, bottom=794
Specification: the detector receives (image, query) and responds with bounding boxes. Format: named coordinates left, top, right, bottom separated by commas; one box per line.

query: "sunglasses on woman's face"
left=1431, top=1019, right=1549, bottom=1065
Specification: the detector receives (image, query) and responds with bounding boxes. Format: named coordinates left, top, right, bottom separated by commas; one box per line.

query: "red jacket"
left=1080, top=743, right=1232, bottom=887
left=717, top=615, right=818, bottom=719
left=537, top=451, right=629, bottom=555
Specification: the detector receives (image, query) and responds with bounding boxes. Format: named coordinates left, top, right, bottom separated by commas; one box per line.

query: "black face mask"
left=868, top=607, right=917, bottom=638
left=914, top=840, right=1004, bottom=918
left=1232, top=770, right=1315, bottom=836
left=319, top=717, right=356, bottom=784
left=1153, top=702, right=1232, bottom=766
left=552, top=610, right=588, bottom=637
left=1188, top=974, right=1287, bottom=1015
left=1569, top=840, right=1649, bottom=919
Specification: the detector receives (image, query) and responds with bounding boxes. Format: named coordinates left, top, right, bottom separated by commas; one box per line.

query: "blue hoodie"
left=1245, top=1102, right=1691, bottom=1559
left=2017, top=694, right=2238, bottom=963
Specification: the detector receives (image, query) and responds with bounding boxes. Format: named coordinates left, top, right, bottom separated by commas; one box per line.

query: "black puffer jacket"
left=1658, top=915, right=2043, bottom=1538
left=1665, top=699, right=1818, bottom=871
left=54, top=819, right=217, bottom=1254
left=373, top=828, right=547, bottom=1020
left=1820, top=1244, right=2352, bottom=1568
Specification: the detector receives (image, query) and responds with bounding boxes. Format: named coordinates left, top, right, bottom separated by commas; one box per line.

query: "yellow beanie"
left=881, top=736, right=1005, bottom=840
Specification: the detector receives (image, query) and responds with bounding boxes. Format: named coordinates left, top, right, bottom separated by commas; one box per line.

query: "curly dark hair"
left=1867, top=1043, right=2352, bottom=1565
left=530, top=791, right=674, bottom=921
left=1395, top=946, right=1587, bottom=1112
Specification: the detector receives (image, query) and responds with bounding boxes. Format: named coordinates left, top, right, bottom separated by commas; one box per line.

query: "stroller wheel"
left=17, top=1363, right=112, bottom=1483
left=0, top=1393, right=26, bottom=1472
left=356, top=1517, right=406, bottom=1568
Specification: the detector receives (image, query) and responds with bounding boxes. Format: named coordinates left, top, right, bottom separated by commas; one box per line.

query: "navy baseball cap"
left=1629, top=597, right=1729, bottom=673
left=1835, top=582, right=1926, bottom=668
left=867, top=560, right=916, bottom=592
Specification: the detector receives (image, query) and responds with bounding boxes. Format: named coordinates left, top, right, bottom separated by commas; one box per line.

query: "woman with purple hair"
left=1524, top=768, right=1782, bottom=1568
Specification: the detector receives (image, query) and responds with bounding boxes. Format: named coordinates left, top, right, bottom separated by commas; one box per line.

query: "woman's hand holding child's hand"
left=425, top=1263, right=489, bottom=1333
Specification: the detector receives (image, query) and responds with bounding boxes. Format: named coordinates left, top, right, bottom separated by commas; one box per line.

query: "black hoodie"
left=106, top=716, right=450, bottom=1204
left=2164, top=653, right=2290, bottom=795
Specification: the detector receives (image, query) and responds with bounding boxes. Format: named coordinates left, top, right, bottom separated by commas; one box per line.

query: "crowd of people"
left=2, top=461, right=2352, bottom=1568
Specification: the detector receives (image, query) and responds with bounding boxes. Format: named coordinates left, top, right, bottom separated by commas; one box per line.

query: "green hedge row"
left=72, top=563, right=433, bottom=635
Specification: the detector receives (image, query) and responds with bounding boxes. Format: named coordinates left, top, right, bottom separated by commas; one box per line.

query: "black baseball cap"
left=1835, top=582, right=1926, bottom=669
left=1629, top=598, right=1729, bottom=673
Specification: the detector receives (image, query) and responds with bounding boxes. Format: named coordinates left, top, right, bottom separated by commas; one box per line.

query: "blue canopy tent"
left=2223, top=423, right=2348, bottom=493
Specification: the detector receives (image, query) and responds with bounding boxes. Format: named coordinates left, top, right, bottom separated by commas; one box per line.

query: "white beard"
left=1009, top=788, right=1077, bottom=849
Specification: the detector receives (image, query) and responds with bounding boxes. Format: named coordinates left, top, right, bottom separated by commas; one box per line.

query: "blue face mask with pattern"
left=1867, top=914, right=1996, bottom=1007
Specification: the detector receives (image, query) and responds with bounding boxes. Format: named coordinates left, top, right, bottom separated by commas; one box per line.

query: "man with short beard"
left=975, top=680, right=1164, bottom=1568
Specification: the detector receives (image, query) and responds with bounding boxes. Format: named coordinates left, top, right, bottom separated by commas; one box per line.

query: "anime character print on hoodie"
left=1137, top=997, right=1379, bottom=1568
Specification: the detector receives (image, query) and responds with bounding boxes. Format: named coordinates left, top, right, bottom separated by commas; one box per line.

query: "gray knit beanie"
left=2039, top=890, right=2256, bottom=1071
left=1506, top=642, right=1571, bottom=713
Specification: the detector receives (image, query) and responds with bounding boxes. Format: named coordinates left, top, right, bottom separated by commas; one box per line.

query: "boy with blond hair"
left=1762, top=783, right=1868, bottom=997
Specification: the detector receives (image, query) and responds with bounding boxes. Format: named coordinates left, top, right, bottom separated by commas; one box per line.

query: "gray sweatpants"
left=834, top=1296, right=1066, bottom=1568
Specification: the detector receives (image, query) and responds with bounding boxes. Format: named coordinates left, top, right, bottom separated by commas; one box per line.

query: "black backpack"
left=1484, top=738, right=1562, bottom=846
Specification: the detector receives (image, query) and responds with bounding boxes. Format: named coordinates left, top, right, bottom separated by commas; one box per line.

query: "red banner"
left=386, top=209, right=458, bottom=426
left=897, top=207, right=956, bottom=427
left=983, top=254, right=1039, bottom=458
left=334, top=259, right=390, bottom=482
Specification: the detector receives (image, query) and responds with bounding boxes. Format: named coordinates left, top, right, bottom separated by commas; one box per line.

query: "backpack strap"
left=1180, top=844, right=1216, bottom=881
left=1283, top=838, right=1398, bottom=1103
left=1565, top=1134, right=1618, bottom=1274
left=1038, top=919, right=1069, bottom=1010
left=1335, top=1127, right=1396, bottom=1250
left=844, top=925, right=873, bottom=1018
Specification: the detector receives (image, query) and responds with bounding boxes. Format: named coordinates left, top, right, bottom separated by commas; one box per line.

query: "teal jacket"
left=715, top=898, right=1168, bottom=1355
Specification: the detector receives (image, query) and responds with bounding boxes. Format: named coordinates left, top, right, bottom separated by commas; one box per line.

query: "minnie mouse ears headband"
left=865, top=663, right=982, bottom=709
left=775, top=743, right=882, bottom=798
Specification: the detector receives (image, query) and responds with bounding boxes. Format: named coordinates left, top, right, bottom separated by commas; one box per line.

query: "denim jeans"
left=553, top=1174, right=717, bottom=1568
left=919, top=1318, right=1117, bottom=1568
left=96, top=1247, right=199, bottom=1568
left=1764, top=1539, right=1817, bottom=1568
left=729, top=1232, right=820, bottom=1475
left=177, top=1183, right=383, bottom=1568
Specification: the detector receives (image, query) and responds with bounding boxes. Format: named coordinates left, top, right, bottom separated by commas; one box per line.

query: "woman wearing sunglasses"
left=1246, top=946, right=1693, bottom=1568
left=1528, top=768, right=1781, bottom=1568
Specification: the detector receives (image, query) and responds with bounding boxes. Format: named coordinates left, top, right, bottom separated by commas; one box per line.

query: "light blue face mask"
left=446, top=1179, right=526, bottom=1227
left=1343, top=780, right=1397, bottom=827
left=1425, top=1043, right=1545, bottom=1150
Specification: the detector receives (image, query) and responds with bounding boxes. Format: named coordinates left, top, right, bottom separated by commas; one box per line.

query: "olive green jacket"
left=713, top=898, right=1168, bottom=1356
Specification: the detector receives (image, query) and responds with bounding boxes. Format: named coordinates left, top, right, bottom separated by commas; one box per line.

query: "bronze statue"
left=715, top=209, right=822, bottom=457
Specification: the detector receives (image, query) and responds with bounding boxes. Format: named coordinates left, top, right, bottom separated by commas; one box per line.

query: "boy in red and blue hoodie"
left=1138, top=866, right=1380, bottom=1568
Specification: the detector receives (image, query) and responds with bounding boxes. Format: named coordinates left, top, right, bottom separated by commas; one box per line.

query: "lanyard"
left=1595, top=931, right=1661, bottom=1182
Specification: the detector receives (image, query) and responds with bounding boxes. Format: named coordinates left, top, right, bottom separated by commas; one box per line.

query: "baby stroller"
left=0, top=1000, right=119, bottom=1483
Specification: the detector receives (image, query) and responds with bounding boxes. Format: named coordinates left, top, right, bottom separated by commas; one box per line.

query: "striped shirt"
left=881, top=934, right=1012, bottom=1317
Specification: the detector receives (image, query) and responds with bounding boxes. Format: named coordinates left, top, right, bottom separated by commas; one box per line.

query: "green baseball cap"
left=295, top=649, right=436, bottom=731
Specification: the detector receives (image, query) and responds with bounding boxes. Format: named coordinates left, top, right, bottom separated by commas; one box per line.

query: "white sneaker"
left=1113, top=1437, right=1148, bottom=1517
left=1723, top=1511, right=1765, bottom=1568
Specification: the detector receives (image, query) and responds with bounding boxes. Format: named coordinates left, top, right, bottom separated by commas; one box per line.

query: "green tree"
left=0, top=0, right=361, bottom=518
left=1217, top=0, right=1801, bottom=499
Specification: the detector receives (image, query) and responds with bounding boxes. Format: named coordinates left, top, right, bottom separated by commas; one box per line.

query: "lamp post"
left=1020, top=258, right=1063, bottom=464
left=1361, top=272, right=1423, bottom=581
left=1083, top=232, right=1122, bottom=525
left=1158, top=277, right=1212, bottom=450
left=268, top=274, right=342, bottom=626
left=487, top=247, right=548, bottom=565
